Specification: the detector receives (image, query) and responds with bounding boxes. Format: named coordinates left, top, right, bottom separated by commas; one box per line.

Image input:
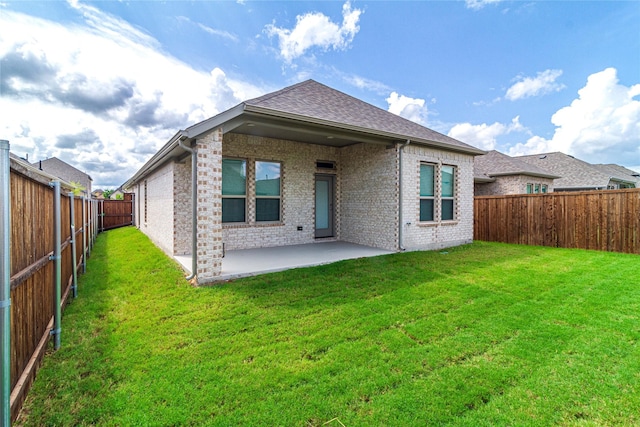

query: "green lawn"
left=17, top=227, right=640, bottom=426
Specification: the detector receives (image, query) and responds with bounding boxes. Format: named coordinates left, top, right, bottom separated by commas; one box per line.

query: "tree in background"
left=103, top=189, right=114, bottom=199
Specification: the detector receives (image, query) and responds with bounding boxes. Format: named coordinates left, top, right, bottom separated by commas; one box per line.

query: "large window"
left=441, top=165, right=455, bottom=220
left=255, top=161, right=281, bottom=222
left=420, top=163, right=456, bottom=222
left=420, top=164, right=435, bottom=221
left=222, top=158, right=246, bottom=223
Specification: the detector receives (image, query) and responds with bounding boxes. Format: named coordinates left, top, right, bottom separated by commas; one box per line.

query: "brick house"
left=474, top=150, right=559, bottom=195
left=33, top=157, right=92, bottom=196
left=517, top=152, right=638, bottom=191
left=124, top=80, right=484, bottom=284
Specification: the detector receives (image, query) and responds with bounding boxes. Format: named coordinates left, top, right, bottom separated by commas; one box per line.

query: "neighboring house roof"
left=517, top=152, right=636, bottom=190
left=33, top=157, right=92, bottom=188
left=474, top=150, right=559, bottom=183
left=125, top=79, right=484, bottom=188
left=591, top=164, right=640, bottom=186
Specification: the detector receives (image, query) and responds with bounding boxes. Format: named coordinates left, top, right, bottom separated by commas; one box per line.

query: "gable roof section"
left=125, top=80, right=484, bottom=187
left=34, top=157, right=93, bottom=183
left=591, top=163, right=640, bottom=186
left=516, top=152, right=636, bottom=190
left=474, top=150, right=559, bottom=182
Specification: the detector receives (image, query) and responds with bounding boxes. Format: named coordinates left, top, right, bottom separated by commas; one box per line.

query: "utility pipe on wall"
left=69, top=193, right=78, bottom=299
left=1, top=140, right=12, bottom=427
left=178, top=137, right=197, bottom=281
left=50, top=181, right=62, bottom=350
left=398, top=140, right=411, bottom=251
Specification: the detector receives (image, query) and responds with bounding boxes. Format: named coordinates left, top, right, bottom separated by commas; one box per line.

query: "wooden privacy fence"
left=98, top=193, right=135, bottom=231
left=2, top=152, right=99, bottom=422
left=474, top=188, right=640, bottom=254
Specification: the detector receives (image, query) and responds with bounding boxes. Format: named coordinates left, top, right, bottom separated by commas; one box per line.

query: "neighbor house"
left=474, top=150, right=559, bottom=195
left=33, top=157, right=92, bottom=196
left=124, top=80, right=485, bottom=284
left=517, top=152, right=638, bottom=191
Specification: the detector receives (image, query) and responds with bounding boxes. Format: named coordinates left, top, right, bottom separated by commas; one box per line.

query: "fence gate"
left=98, top=193, right=135, bottom=231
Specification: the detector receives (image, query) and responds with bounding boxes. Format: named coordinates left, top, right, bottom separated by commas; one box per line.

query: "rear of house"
left=125, top=80, right=484, bottom=284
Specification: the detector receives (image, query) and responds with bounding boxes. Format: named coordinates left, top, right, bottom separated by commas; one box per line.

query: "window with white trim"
left=441, top=165, right=456, bottom=220
left=222, top=158, right=247, bottom=223
left=255, top=161, right=281, bottom=222
left=419, top=164, right=435, bottom=221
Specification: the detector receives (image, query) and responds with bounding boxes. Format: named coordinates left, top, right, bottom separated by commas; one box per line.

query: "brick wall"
left=222, top=133, right=340, bottom=250
left=340, top=143, right=399, bottom=251
left=137, top=161, right=175, bottom=255
left=173, top=155, right=192, bottom=255
left=475, top=175, right=555, bottom=196
left=195, top=129, right=223, bottom=283
left=401, top=145, right=475, bottom=251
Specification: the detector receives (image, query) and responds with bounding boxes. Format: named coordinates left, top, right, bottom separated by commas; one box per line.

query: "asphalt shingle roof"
left=244, top=80, right=482, bottom=154
left=474, top=150, right=559, bottom=181
left=516, top=152, right=632, bottom=190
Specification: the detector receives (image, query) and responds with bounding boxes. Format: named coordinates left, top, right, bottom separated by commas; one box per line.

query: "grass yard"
left=17, top=227, right=640, bottom=426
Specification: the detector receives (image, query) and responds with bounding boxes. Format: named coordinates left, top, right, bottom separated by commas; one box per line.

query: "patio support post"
left=398, top=140, right=410, bottom=251
left=50, top=180, right=62, bottom=350
left=0, top=140, right=11, bottom=426
left=195, top=128, right=223, bottom=284
left=178, top=136, right=197, bottom=281
left=68, top=193, right=78, bottom=298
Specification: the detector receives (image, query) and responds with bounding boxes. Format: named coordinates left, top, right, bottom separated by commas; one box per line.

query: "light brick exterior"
left=135, top=132, right=477, bottom=283
left=474, top=175, right=555, bottom=196
left=173, top=155, right=192, bottom=255
left=401, top=145, right=475, bottom=251
left=196, top=129, right=223, bottom=284
left=136, top=161, right=175, bottom=255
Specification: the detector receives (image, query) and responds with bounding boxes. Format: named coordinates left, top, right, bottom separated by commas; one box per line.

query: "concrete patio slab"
left=175, top=241, right=393, bottom=281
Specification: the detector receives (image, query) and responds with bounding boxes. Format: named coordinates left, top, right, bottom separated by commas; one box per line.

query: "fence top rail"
left=475, top=187, right=640, bottom=200
left=9, top=154, right=75, bottom=192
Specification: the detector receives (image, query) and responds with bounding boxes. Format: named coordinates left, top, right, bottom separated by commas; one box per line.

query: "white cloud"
left=265, top=1, right=362, bottom=63
left=508, top=68, right=640, bottom=166
left=448, top=117, right=525, bottom=150
left=505, top=69, right=565, bottom=101
left=465, top=0, right=502, bottom=10
left=386, top=92, right=428, bottom=125
left=0, top=5, right=265, bottom=188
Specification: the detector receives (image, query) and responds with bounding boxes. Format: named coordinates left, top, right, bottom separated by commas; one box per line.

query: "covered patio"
left=175, top=241, right=393, bottom=281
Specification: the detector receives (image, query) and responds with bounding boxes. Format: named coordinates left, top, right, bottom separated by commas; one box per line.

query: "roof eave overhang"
left=488, top=171, right=561, bottom=179
left=242, top=105, right=486, bottom=156
left=124, top=102, right=485, bottom=188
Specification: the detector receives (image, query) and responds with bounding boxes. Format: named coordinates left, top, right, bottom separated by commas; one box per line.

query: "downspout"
left=1, top=140, right=11, bottom=426
left=398, top=140, right=411, bottom=251
left=178, top=136, right=197, bottom=281
left=49, top=180, right=62, bottom=350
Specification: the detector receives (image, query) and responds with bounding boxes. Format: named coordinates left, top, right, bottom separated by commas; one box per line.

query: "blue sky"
left=1, top=0, right=638, bottom=188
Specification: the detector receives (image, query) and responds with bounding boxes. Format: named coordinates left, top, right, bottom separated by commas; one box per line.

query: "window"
left=420, top=164, right=435, bottom=221
left=222, top=158, right=246, bottom=223
left=534, top=184, right=540, bottom=194
left=526, top=183, right=533, bottom=194
left=255, top=161, right=281, bottom=222
left=541, top=184, right=548, bottom=193
left=441, top=165, right=455, bottom=221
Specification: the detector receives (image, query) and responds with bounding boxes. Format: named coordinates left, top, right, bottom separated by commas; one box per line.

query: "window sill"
left=417, top=220, right=459, bottom=227
left=223, top=222, right=284, bottom=229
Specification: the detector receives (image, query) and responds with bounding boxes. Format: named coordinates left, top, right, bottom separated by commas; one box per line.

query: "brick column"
left=195, top=128, right=223, bottom=284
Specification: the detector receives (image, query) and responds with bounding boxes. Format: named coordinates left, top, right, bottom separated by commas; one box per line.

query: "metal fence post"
left=69, top=193, right=78, bottom=299
left=1, top=140, right=12, bottom=426
left=49, top=181, right=61, bottom=350
left=81, top=196, right=87, bottom=273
